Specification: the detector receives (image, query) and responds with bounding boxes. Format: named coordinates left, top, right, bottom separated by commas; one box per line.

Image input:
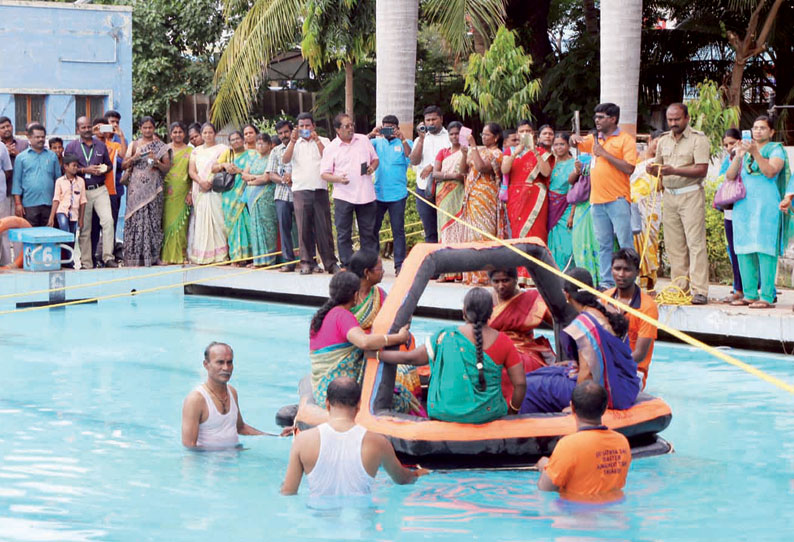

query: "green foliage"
left=250, top=112, right=297, bottom=136
left=413, top=24, right=466, bottom=120
left=301, top=0, right=376, bottom=71
left=704, top=176, right=733, bottom=283
left=451, top=27, right=541, bottom=127
left=686, top=80, right=740, bottom=157
left=130, top=0, right=228, bottom=124
left=313, top=63, right=376, bottom=127
left=421, top=0, right=506, bottom=57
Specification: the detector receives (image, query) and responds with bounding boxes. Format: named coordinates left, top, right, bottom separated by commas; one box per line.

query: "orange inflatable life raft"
left=291, top=239, right=673, bottom=468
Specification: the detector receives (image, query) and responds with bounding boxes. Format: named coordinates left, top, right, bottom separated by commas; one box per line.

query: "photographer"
left=409, top=105, right=450, bottom=243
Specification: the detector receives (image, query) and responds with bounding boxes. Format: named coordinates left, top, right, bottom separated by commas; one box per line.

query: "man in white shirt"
left=409, top=105, right=450, bottom=243
left=282, top=112, right=340, bottom=275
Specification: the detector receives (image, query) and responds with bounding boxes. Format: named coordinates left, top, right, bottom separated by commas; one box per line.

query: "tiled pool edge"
left=2, top=266, right=794, bottom=352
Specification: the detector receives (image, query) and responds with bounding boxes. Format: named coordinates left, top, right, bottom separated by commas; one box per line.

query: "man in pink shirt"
left=321, top=114, right=380, bottom=268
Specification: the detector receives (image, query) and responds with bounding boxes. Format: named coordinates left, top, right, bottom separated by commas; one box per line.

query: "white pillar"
left=600, top=0, right=642, bottom=134
left=375, top=0, right=419, bottom=131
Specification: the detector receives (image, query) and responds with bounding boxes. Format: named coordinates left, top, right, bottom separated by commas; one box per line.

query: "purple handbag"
left=713, top=173, right=746, bottom=209
left=567, top=172, right=591, bottom=204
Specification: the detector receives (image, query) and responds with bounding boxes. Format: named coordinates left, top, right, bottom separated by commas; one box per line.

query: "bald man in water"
left=181, top=341, right=264, bottom=448
left=281, top=377, right=427, bottom=496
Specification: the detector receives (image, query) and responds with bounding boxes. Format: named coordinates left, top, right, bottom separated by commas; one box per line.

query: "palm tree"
left=599, top=0, right=642, bottom=134
left=375, top=0, right=418, bottom=129
left=213, top=0, right=506, bottom=127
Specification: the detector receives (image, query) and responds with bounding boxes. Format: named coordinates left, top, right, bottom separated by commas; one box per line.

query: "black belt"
left=86, top=183, right=105, bottom=191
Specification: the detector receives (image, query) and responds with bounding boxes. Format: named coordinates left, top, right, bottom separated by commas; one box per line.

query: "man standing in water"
left=182, top=342, right=265, bottom=448
left=537, top=381, right=631, bottom=497
left=281, top=377, right=426, bottom=496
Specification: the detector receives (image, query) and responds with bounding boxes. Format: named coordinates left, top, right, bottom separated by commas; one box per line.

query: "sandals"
left=730, top=298, right=751, bottom=306
left=748, top=301, right=775, bottom=309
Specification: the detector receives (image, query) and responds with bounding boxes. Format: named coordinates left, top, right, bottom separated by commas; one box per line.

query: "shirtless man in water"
left=181, top=342, right=265, bottom=448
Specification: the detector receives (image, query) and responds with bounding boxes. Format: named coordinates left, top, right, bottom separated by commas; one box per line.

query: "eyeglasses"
left=340, top=123, right=354, bottom=129
left=593, top=114, right=608, bottom=120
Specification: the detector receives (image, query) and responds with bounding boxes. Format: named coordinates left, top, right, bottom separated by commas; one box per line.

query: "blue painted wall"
left=0, top=1, right=133, bottom=141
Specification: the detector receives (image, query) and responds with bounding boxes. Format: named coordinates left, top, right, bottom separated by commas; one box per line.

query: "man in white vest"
left=281, top=377, right=428, bottom=496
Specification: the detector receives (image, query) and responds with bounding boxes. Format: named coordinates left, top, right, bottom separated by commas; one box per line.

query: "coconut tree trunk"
left=583, top=0, right=598, bottom=37
left=600, top=0, right=642, bottom=135
left=344, top=61, right=355, bottom=119
left=376, top=0, right=418, bottom=132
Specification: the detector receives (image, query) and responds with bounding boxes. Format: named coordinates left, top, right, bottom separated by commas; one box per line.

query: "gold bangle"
left=384, top=334, right=389, bottom=346
left=509, top=399, right=519, bottom=412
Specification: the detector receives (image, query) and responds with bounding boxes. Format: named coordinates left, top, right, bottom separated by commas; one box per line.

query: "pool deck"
left=2, top=263, right=794, bottom=352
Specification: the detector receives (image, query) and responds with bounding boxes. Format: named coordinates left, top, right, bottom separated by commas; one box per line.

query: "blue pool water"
left=1, top=294, right=793, bottom=541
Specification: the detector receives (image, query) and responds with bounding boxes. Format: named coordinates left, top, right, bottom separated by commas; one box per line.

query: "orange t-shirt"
left=104, top=140, right=121, bottom=196
left=576, top=131, right=637, bottom=204
left=605, top=287, right=658, bottom=389
left=545, top=428, right=631, bottom=496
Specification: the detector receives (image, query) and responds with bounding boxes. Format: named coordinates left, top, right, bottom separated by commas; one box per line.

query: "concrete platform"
left=2, top=262, right=794, bottom=352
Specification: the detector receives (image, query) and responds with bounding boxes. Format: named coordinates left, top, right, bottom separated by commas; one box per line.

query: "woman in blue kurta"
left=522, top=267, right=640, bottom=414
left=547, top=133, right=575, bottom=270
left=726, top=116, right=793, bottom=309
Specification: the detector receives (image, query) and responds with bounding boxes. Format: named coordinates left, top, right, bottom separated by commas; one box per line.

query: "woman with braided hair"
left=521, top=267, right=641, bottom=414
left=309, top=271, right=420, bottom=413
left=379, top=288, right=526, bottom=424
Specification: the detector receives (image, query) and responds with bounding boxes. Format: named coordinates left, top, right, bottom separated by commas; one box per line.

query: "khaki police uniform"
left=654, top=125, right=711, bottom=297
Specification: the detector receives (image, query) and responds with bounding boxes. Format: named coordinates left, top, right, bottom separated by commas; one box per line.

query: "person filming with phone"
left=368, top=115, right=412, bottom=275
left=409, top=105, right=450, bottom=244
left=321, top=113, right=380, bottom=269
left=570, top=103, right=637, bottom=289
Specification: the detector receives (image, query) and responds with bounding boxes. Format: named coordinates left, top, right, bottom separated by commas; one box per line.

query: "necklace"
left=204, top=383, right=229, bottom=414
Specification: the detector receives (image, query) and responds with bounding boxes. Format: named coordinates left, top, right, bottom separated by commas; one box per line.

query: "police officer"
left=647, top=103, right=710, bottom=304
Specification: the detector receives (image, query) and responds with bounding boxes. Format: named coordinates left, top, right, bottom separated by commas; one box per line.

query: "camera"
left=418, top=125, right=428, bottom=134
left=380, top=127, right=394, bottom=137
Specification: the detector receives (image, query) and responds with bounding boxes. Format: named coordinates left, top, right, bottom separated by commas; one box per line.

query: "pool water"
left=1, top=295, right=793, bottom=541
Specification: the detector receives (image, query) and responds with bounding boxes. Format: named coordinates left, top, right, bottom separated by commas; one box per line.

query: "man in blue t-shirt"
left=368, top=115, right=413, bottom=275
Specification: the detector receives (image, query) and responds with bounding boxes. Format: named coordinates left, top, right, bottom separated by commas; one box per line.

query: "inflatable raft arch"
left=291, top=239, right=673, bottom=468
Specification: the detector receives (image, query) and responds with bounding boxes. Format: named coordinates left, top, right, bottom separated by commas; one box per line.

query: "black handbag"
left=211, top=150, right=236, bottom=192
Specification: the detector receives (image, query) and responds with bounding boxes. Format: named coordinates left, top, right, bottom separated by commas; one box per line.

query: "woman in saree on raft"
left=488, top=267, right=556, bottom=383
left=348, top=250, right=423, bottom=408
left=379, top=288, right=527, bottom=424
left=309, top=271, right=422, bottom=414
left=214, top=131, right=254, bottom=265
left=522, top=267, right=640, bottom=414
left=502, top=120, right=553, bottom=285
left=432, top=121, right=467, bottom=283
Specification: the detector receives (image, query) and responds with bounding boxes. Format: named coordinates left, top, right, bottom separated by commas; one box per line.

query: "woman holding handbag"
left=715, top=128, right=744, bottom=303
left=187, top=123, right=229, bottom=264
left=726, top=116, right=793, bottom=309
left=568, top=156, right=600, bottom=287
left=214, top=131, right=253, bottom=265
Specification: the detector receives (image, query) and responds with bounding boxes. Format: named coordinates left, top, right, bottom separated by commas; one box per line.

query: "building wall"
left=0, top=1, right=133, bottom=141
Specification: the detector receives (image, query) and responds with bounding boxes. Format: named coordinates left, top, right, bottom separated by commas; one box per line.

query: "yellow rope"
left=655, top=279, right=694, bottom=306
left=0, top=229, right=425, bottom=317
left=0, top=220, right=424, bottom=300
left=407, top=187, right=794, bottom=396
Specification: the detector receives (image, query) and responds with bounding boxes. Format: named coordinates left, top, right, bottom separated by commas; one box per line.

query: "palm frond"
left=423, top=0, right=505, bottom=56
left=212, top=0, right=304, bottom=127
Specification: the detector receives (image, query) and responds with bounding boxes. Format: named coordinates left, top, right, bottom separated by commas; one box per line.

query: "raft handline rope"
left=407, top=187, right=794, bottom=396
left=0, top=220, right=424, bottom=300
left=0, top=229, right=425, bottom=316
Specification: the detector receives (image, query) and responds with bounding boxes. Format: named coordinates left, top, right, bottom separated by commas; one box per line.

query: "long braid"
left=310, top=272, right=360, bottom=335
left=473, top=320, right=486, bottom=391
left=463, top=287, right=494, bottom=392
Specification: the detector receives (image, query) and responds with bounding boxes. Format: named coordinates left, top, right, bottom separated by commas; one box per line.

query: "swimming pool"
left=1, top=294, right=792, bottom=541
